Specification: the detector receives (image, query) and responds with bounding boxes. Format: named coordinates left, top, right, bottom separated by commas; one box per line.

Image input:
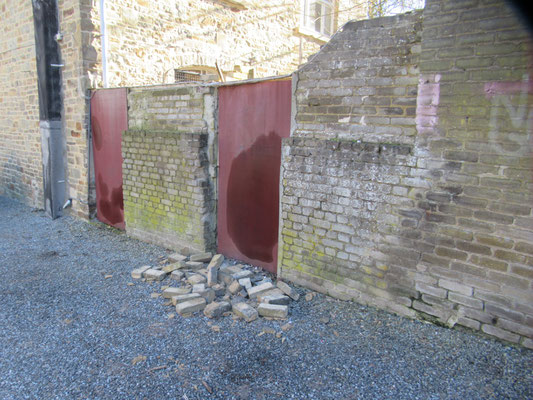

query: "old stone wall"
left=123, top=84, right=218, bottom=252
left=280, top=0, right=533, bottom=348
left=94, top=0, right=367, bottom=87
left=0, top=1, right=42, bottom=207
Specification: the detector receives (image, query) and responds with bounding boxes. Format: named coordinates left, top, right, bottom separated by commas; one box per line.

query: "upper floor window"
left=301, top=0, right=334, bottom=37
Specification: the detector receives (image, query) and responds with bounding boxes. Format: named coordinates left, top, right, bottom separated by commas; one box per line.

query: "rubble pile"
left=131, top=252, right=301, bottom=321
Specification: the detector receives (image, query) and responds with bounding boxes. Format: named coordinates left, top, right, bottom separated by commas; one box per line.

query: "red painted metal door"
left=218, top=80, right=291, bottom=274
left=90, top=88, right=127, bottom=230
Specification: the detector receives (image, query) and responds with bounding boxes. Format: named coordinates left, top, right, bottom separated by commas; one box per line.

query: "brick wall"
left=0, top=1, right=42, bottom=207
left=122, top=130, right=215, bottom=252
left=123, top=84, right=218, bottom=252
left=280, top=0, right=533, bottom=348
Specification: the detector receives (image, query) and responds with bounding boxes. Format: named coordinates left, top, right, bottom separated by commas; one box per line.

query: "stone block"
left=276, top=280, right=300, bottom=301
left=238, top=278, right=252, bottom=290
left=187, top=274, right=206, bottom=285
left=192, top=283, right=206, bottom=292
left=261, top=294, right=291, bottom=305
left=163, top=287, right=191, bottom=298
left=190, top=252, right=213, bottom=262
left=258, top=304, right=289, bottom=319
left=197, top=288, right=216, bottom=303
left=228, top=280, right=242, bottom=295
left=185, top=261, right=204, bottom=270
left=207, top=254, right=224, bottom=269
left=170, top=270, right=185, bottom=281
left=176, top=298, right=207, bottom=315
left=207, top=265, right=219, bottom=287
left=131, top=265, right=150, bottom=279
left=168, top=253, right=187, bottom=263
left=247, top=282, right=274, bottom=299
left=172, top=293, right=201, bottom=305
left=257, top=288, right=284, bottom=302
left=232, top=303, right=258, bottom=322
left=219, top=265, right=243, bottom=285
left=212, top=283, right=226, bottom=297
left=204, top=301, right=231, bottom=318
left=162, top=262, right=184, bottom=273
left=232, top=270, right=253, bottom=280
left=143, top=269, right=167, bottom=281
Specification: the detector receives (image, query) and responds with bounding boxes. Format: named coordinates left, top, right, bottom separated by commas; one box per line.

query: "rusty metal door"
left=90, top=88, right=127, bottom=230
left=218, top=80, right=291, bottom=274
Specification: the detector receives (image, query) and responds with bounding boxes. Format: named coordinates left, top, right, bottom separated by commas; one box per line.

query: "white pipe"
left=100, top=0, right=108, bottom=88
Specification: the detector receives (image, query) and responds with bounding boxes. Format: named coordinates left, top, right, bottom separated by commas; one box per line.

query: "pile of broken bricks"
left=131, top=252, right=301, bottom=322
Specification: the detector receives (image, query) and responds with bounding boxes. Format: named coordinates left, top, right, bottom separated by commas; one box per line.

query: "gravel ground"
left=0, top=195, right=531, bottom=400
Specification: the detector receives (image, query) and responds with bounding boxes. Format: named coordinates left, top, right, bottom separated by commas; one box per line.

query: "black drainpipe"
left=32, top=0, right=66, bottom=219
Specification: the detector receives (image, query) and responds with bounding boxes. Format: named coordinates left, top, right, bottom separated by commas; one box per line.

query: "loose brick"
left=176, top=298, right=206, bottom=315
left=172, top=293, right=201, bottom=306
left=232, top=303, right=258, bottom=322
left=258, top=303, right=289, bottom=319
left=131, top=266, right=151, bottom=279
left=143, top=269, right=167, bottom=281
left=276, top=280, right=300, bottom=301
left=163, top=287, right=191, bottom=298
left=247, top=282, right=275, bottom=299
left=204, top=301, right=231, bottom=318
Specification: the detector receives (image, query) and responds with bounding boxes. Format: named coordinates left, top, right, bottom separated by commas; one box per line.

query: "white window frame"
left=300, top=0, right=334, bottom=39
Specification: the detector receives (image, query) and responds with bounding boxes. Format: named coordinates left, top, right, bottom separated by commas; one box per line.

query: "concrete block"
left=176, top=298, right=207, bottom=315
left=232, top=303, right=258, bottom=322
left=207, top=254, right=224, bottom=269
left=131, top=266, right=150, bottom=279
left=212, top=283, right=226, bottom=297
left=232, top=270, right=253, bottom=280
left=257, top=288, right=284, bottom=302
left=192, top=283, right=206, bottom=292
left=258, top=303, right=289, bottom=319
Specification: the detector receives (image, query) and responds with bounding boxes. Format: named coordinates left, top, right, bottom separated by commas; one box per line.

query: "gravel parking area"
left=0, top=195, right=531, bottom=400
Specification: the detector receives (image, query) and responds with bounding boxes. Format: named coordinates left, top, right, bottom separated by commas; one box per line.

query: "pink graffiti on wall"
left=416, top=74, right=441, bottom=136
left=484, top=74, right=533, bottom=157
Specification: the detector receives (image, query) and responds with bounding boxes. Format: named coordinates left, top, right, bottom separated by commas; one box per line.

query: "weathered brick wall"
left=0, top=0, right=101, bottom=218
left=123, top=84, right=217, bottom=252
left=0, top=1, right=42, bottom=207
left=122, top=130, right=215, bottom=252
left=281, top=0, right=533, bottom=348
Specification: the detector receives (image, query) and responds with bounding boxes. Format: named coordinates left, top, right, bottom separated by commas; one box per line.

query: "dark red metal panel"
left=90, top=88, right=127, bottom=230
left=218, top=80, right=291, bottom=274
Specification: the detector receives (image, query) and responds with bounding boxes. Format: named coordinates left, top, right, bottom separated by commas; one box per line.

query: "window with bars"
left=174, top=70, right=203, bottom=83
left=301, top=0, right=334, bottom=37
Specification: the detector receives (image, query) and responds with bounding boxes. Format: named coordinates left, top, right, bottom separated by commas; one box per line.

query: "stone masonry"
left=280, top=0, right=533, bottom=348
